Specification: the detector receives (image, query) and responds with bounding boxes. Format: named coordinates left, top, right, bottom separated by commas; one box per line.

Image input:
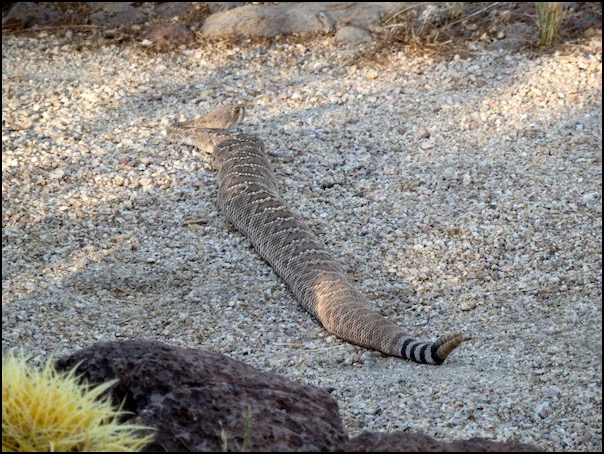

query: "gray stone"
left=335, top=26, right=373, bottom=46
left=142, top=24, right=195, bottom=47
left=201, top=3, right=401, bottom=38
left=86, top=2, right=134, bottom=13
left=89, top=6, right=148, bottom=28
left=154, top=2, right=196, bottom=20
left=207, top=2, right=245, bottom=14
left=489, top=22, right=535, bottom=52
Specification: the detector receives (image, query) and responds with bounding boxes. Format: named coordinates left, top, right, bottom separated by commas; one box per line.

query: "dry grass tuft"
left=535, top=2, right=565, bottom=46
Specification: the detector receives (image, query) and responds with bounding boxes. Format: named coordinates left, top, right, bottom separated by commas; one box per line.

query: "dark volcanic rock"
left=55, top=340, right=347, bottom=452
left=342, top=431, right=542, bottom=452
left=2, top=2, right=67, bottom=30
left=89, top=5, right=148, bottom=28
left=56, top=340, right=542, bottom=452
left=154, top=2, right=196, bottom=21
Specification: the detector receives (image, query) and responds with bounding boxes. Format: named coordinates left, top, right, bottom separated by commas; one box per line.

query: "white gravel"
left=2, top=32, right=602, bottom=452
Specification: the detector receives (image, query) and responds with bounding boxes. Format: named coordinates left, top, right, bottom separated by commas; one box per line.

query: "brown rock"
left=55, top=340, right=347, bottom=452
left=87, top=2, right=134, bottom=13
left=55, top=341, right=543, bottom=452
left=89, top=5, right=147, bottom=28
left=154, top=2, right=196, bottom=21
left=489, top=22, right=535, bottom=52
left=142, top=24, right=195, bottom=47
left=342, top=432, right=542, bottom=452
left=2, top=2, right=67, bottom=30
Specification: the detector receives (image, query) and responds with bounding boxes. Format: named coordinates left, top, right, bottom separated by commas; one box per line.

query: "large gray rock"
left=201, top=2, right=401, bottom=38
left=55, top=341, right=542, bottom=452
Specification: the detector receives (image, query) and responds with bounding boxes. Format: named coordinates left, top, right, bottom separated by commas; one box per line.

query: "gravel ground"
left=2, top=32, right=602, bottom=452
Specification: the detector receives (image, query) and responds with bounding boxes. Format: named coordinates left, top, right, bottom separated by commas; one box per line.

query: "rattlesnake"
left=166, top=104, right=465, bottom=364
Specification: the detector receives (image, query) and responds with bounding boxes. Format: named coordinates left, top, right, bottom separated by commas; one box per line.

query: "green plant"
left=219, top=424, right=229, bottom=452
left=219, top=407, right=253, bottom=452
left=2, top=353, right=154, bottom=452
left=535, top=2, right=565, bottom=46
left=241, top=407, right=252, bottom=452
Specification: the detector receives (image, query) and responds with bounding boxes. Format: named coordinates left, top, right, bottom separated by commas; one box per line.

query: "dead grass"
left=535, top=2, right=565, bottom=46
left=383, top=2, right=514, bottom=56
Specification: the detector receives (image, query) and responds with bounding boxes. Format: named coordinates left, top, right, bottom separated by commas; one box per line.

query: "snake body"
left=167, top=104, right=465, bottom=364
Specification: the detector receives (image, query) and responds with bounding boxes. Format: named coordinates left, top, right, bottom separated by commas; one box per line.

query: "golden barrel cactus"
left=2, top=353, right=153, bottom=452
